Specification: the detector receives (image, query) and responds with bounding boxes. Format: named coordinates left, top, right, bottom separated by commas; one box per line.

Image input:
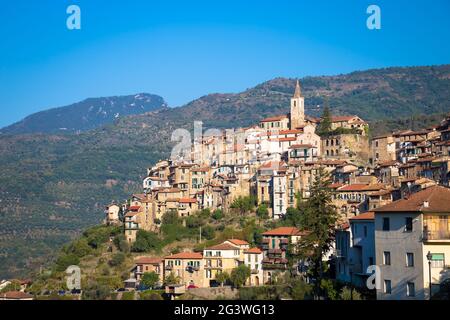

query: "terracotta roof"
left=245, top=247, right=263, bottom=254
left=125, top=212, right=138, bottom=218
left=279, top=129, right=303, bottom=135
left=338, top=184, right=385, bottom=192
left=1, top=291, right=33, bottom=299
left=374, top=186, right=450, bottom=213
left=377, top=160, right=399, bottom=167
left=191, top=167, right=210, bottom=172
left=331, top=115, right=358, bottom=122
left=329, top=183, right=345, bottom=189
left=260, top=115, right=288, bottom=123
left=227, top=239, right=249, bottom=246
left=178, top=198, right=197, bottom=204
left=350, top=212, right=375, bottom=221
left=290, top=144, right=315, bottom=149
left=165, top=252, right=203, bottom=260
left=135, top=257, right=162, bottom=265
left=129, top=206, right=141, bottom=211
left=158, top=188, right=181, bottom=193
left=205, top=243, right=240, bottom=251
left=262, top=227, right=305, bottom=236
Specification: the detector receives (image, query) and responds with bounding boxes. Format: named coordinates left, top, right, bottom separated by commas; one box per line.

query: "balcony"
left=165, top=265, right=173, bottom=270
left=423, top=229, right=450, bottom=242
left=251, top=269, right=259, bottom=274
left=186, top=266, right=200, bottom=272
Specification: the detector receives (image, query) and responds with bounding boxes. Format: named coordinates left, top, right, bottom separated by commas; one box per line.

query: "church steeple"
left=294, top=79, right=302, bottom=98
left=290, top=79, right=305, bottom=129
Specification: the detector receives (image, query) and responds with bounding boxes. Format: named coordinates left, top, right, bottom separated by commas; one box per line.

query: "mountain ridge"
left=0, top=93, right=168, bottom=135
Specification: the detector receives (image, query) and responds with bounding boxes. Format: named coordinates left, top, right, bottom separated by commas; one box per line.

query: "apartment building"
left=374, top=186, right=450, bottom=300
left=164, top=252, right=205, bottom=288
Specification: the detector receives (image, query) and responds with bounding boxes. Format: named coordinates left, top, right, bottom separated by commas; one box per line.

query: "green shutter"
left=432, top=253, right=445, bottom=261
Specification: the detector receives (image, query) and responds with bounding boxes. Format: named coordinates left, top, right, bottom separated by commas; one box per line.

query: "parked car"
left=187, top=285, right=198, bottom=289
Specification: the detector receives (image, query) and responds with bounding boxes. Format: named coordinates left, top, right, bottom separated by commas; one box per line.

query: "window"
left=407, top=282, right=415, bottom=297
left=406, top=253, right=414, bottom=267
left=206, top=270, right=212, bottom=278
left=384, top=280, right=392, bottom=294
left=383, top=251, right=391, bottom=265
left=405, top=217, right=413, bottom=232
left=430, top=253, right=445, bottom=268
left=383, top=218, right=390, bottom=231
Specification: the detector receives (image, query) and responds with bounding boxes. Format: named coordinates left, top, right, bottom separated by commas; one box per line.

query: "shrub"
left=256, top=204, right=269, bottom=219
left=230, top=265, right=251, bottom=288
left=340, top=286, right=362, bottom=300
left=55, top=254, right=80, bottom=272
left=82, top=284, right=111, bottom=300
left=212, top=209, right=224, bottom=220
left=140, top=290, right=164, bottom=300
left=132, top=230, right=163, bottom=253
left=201, top=225, right=215, bottom=240
left=141, top=272, right=160, bottom=288
left=113, top=234, right=130, bottom=253
left=109, top=252, right=126, bottom=267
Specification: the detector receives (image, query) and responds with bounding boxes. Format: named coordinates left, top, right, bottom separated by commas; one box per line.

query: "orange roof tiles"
left=374, top=186, right=450, bottom=213
left=227, top=239, right=249, bottom=246
left=165, top=252, right=203, bottom=260
left=260, top=115, right=288, bottom=123
left=245, top=247, right=263, bottom=254
left=262, top=227, right=305, bottom=236
left=350, top=212, right=375, bottom=221
left=205, top=243, right=240, bottom=251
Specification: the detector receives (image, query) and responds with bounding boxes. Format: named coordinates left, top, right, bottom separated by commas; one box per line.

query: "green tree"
left=212, top=209, right=224, bottom=220
left=256, top=204, right=269, bottom=219
left=141, top=272, right=160, bottom=288
left=215, top=272, right=230, bottom=287
left=163, top=210, right=180, bottom=225
left=290, top=279, right=313, bottom=300
left=317, top=101, right=332, bottom=136
left=109, top=252, right=126, bottom=267
left=131, top=230, right=163, bottom=253
left=113, top=234, right=130, bottom=253
left=55, top=254, right=80, bottom=272
left=230, top=265, right=251, bottom=288
left=201, top=225, right=215, bottom=240
left=294, top=168, right=339, bottom=299
left=340, top=286, right=362, bottom=300
left=164, top=272, right=180, bottom=285
left=230, top=196, right=256, bottom=215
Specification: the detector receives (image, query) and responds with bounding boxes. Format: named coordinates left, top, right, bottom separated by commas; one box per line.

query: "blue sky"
left=0, top=0, right=449, bottom=128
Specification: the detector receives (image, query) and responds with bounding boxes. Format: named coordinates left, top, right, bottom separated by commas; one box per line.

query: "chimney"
left=423, top=201, right=430, bottom=208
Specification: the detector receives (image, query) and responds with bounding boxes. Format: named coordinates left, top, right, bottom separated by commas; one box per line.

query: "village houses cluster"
left=106, top=81, right=450, bottom=300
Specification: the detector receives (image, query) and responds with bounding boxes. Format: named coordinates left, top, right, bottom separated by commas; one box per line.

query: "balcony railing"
left=423, top=229, right=450, bottom=241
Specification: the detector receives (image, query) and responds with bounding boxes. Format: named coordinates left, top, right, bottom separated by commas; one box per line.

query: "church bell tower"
left=290, top=80, right=305, bottom=129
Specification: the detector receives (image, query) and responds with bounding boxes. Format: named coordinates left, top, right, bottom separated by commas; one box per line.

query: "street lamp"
left=426, top=251, right=433, bottom=300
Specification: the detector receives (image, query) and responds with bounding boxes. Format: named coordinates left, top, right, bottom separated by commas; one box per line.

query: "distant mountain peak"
left=0, top=93, right=168, bottom=135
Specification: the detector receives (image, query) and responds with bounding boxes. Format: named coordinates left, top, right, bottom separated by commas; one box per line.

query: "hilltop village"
left=104, top=81, right=450, bottom=300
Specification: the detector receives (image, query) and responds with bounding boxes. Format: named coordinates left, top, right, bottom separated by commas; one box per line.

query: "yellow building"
left=164, top=252, right=205, bottom=288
